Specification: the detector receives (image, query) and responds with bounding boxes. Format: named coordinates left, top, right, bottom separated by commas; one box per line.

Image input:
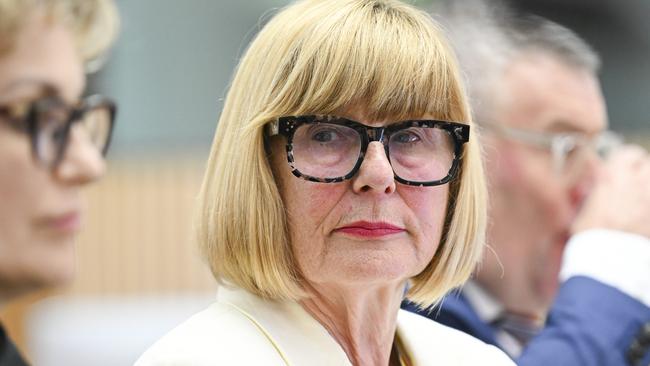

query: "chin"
left=31, top=237, right=78, bottom=287
left=329, top=254, right=415, bottom=286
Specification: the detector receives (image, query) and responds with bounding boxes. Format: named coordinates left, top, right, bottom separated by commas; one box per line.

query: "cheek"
left=523, top=164, right=574, bottom=227
left=502, top=151, right=572, bottom=228
left=0, top=133, right=75, bottom=287
left=283, top=183, right=355, bottom=282
left=283, top=181, right=348, bottom=244
left=303, top=184, right=349, bottom=222
left=0, top=133, right=36, bottom=244
left=399, top=185, right=449, bottom=257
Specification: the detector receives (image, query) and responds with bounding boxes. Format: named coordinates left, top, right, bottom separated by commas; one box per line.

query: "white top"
left=135, top=287, right=514, bottom=366
left=560, top=229, right=650, bottom=307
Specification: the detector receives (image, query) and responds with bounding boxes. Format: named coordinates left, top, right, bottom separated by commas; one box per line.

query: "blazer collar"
left=218, top=286, right=352, bottom=366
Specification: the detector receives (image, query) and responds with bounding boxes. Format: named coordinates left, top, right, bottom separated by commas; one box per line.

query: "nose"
left=53, top=124, right=106, bottom=185
left=568, top=149, right=601, bottom=208
left=352, top=141, right=396, bottom=194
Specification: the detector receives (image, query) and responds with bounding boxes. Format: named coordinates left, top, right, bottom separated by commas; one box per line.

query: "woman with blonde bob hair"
left=137, top=0, right=513, bottom=365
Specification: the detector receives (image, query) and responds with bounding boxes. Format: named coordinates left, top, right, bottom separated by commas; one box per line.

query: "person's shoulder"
left=134, top=301, right=286, bottom=366
left=397, top=309, right=515, bottom=365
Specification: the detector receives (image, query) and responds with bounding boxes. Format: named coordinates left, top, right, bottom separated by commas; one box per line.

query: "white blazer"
left=135, top=287, right=515, bottom=365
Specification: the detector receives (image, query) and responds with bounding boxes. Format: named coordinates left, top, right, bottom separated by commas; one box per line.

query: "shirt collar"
left=462, top=281, right=504, bottom=324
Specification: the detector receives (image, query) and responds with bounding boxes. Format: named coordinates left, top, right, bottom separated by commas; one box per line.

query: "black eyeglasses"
left=0, top=94, right=116, bottom=169
left=266, top=115, right=470, bottom=187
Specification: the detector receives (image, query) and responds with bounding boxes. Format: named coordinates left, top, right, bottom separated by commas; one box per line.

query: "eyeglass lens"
left=33, top=98, right=113, bottom=167
left=556, top=132, right=623, bottom=177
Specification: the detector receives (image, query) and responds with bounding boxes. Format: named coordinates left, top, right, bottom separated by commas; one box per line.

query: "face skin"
left=477, top=53, right=607, bottom=316
left=270, top=109, right=449, bottom=291
left=0, top=10, right=106, bottom=302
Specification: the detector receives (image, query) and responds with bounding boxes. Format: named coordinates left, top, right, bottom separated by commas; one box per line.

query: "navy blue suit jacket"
left=403, top=276, right=650, bottom=365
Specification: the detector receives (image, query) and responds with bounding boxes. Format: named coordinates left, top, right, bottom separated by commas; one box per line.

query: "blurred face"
left=479, top=54, right=607, bottom=315
left=269, top=109, right=449, bottom=290
left=0, top=11, right=105, bottom=298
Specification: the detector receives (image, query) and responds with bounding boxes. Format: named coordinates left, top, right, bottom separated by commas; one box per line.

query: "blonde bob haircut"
left=0, top=0, right=119, bottom=67
left=198, top=0, right=487, bottom=307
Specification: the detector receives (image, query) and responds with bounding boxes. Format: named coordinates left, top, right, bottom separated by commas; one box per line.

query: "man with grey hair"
left=404, top=2, right=650, bottom=365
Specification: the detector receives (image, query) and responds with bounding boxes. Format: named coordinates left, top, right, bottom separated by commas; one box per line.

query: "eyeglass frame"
left=0, top=94, right=117, bottom=170
left=481, top=121, right=623, bottom=174
left=265, top=115, right=471, bottom=187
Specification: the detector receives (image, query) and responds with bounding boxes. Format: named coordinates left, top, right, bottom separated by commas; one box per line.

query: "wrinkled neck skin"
left=300, top=280, right=406, bottom=366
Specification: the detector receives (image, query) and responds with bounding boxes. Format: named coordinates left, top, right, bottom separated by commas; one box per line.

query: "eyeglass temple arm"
left=482, top=122, right=553, bottom=148
left=265, top=120, right=280, bottom=137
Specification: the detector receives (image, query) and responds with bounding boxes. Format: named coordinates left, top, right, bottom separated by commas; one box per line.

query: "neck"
left=299, top=281, right=406, bottom=366
left=0, top=284, right=31, bottom=310
left=0, top=291, right=12, bottom=310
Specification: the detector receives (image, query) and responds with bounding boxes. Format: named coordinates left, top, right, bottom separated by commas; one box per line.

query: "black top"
left=0, top=324, right=28, bottom=366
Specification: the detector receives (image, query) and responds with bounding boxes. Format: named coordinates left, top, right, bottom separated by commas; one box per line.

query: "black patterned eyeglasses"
left=0, top=94, right=116, bottom=169
left=265, top=115, right=470, bottom=187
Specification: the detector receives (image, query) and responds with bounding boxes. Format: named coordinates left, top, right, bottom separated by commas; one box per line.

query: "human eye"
left=312, top=129, right=338, bottom=143
left=392, top=128, right=421, bottom=145
left=40, top=105, right=68, bottom=125
left=0, top=100, right=31, bottom=129
left=557, top=135, right=580, bottom=154
left=6, top=101, right=30, bottom=120
left=50, top=124, right=67, bottom=143
left=35, top=101, right=70, bottom=139
left=309, top=125, right=348, bottom=145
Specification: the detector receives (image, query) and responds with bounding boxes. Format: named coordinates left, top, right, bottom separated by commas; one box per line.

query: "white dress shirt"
left=462, top=281, right=526, bottom=357
left=560, top=229, right=650, bottom=307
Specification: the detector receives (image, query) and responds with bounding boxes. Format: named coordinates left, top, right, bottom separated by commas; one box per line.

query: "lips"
left=334, top=221, right=405, bottom=238
left=40, top=211, right=82, bottom=234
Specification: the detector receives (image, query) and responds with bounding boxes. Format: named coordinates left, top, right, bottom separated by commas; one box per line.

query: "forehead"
left=337, top=105, right=437, bottom=128
left=497, top=54, right=607, bottom=135
left=0, top=11, right=85, bottom=104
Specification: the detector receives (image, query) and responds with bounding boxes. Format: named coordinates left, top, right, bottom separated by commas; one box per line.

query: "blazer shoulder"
left=398, top=310, right=515, bottom=365
left=134, top=302, right=287, bottom=366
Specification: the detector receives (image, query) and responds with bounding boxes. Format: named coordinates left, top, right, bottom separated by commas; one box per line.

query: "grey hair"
left=431, top=0, right=600, bottom=122
left=510, top=15, right=601, bottom=73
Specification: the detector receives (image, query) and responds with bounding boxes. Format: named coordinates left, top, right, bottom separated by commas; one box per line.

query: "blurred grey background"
left=508, top=0, right=650, bottom=137
left=95, top=0, right=650, bottom=160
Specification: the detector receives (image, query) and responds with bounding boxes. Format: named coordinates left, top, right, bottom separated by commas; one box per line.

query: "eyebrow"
left=0, top=79, right=58, bottom=101
left=545, top=120, right=598, bottom=135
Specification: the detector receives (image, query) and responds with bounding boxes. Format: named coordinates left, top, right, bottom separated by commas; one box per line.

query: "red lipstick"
left=334, top=221, right=405, bottom=238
